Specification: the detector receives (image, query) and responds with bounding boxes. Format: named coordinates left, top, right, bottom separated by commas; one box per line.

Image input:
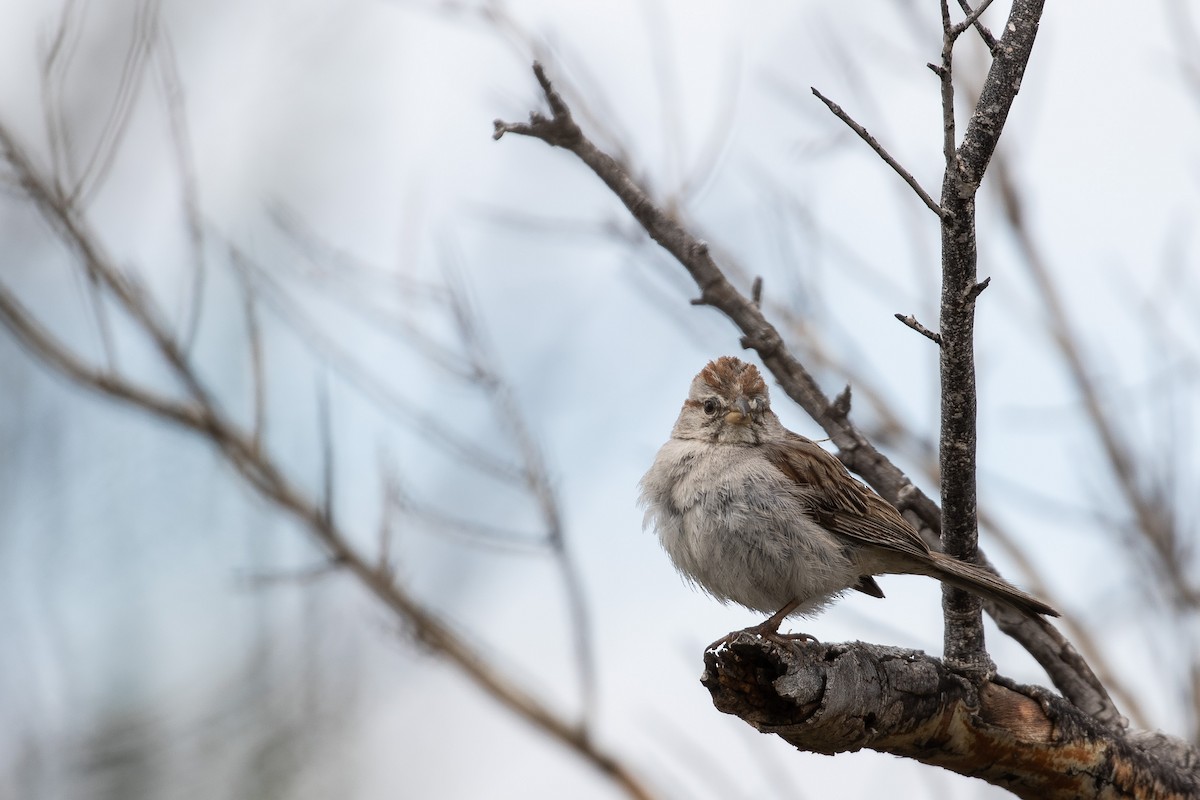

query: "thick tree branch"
left=703, top=633, right=1199, bottom=799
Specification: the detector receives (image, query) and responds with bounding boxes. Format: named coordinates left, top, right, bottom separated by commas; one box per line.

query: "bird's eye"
left=702, top=399, right=719, bottom=416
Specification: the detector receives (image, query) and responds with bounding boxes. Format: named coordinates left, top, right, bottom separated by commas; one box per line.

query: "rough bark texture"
left=703, top=633, right=1200, bottom=799
left=936, top=0, right=1046, bottom=677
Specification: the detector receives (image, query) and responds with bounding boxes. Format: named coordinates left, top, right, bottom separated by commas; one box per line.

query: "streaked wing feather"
left=765, top=434, right=931, bottom=560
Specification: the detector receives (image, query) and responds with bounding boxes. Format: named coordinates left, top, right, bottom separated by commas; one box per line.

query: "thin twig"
left=240, top=276, right=266, bottom=449
left=317, top=371, right=335, bottom=526
left=70, top=0, right=158, bottom=207
left=951, top=0, right=998, bottom=39
left=376, top=454, right=400, bottom=577
left=810, top=87, right=944, bottom=218
left=0, top=283, right=205, bottom=431
left=956, top=0, right=999, bottom=49
left=938, top=0, right=957, bottom=166
left=154, top=26, right=207, bottom=353
left=237, top=561, right=342, bottom=589
left=38, top=0, right=81, bottom=195
left=894, top=313, right=942, bottom=345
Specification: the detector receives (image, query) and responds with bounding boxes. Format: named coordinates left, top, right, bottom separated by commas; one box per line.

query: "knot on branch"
left=828, top=384, right=852, bottom=420
left=963, top=275, right=991, bottom=303
left=737, top=327, right=784, bottom=360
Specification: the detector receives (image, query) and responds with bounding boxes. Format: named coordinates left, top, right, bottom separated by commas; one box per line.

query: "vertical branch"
left=317, top=370, right=335, bottom=527
left=937, top=0, right=1045, bottom=675
left=242, top=280, right=266, bottom=450
left=936, top=0, right=985, bottom=675
left=154, top=27, right=208, bottom=352
left=70, top=0, right=159, bottom=207
left=936, top=0, right=957, bottom=165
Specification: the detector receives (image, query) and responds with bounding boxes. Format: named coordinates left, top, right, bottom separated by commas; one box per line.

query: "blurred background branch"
left=1, top=1, right=1198, bottom=798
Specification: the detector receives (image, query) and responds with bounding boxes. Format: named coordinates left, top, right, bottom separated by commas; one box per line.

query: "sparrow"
left=638, top=356, right=1058, bottom=636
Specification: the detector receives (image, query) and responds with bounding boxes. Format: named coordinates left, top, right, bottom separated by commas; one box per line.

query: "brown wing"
left=764, top=432, right=931, bottom=561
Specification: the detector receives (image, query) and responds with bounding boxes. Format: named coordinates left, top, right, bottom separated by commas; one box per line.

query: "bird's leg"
left=744, top=600, right=817, bottom=642
left=706, top=600, right=818, bottom=651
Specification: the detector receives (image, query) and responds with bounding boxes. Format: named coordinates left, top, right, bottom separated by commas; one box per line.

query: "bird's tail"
left=926, top=552, right=1059, bottom=618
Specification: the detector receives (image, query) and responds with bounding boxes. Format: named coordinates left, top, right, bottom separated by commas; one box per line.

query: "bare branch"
left=317, top=371, right=335, bottom=526
left=79, top=266, right=119, bottom=369
left=240, top=275, right=266, bottom=449
left=704, top=634, right=1199, bottom=798
left=377, top=455, right=400, bottom=576
left=937, top=0, right=958, bottom=166
left=153, top=26, right=207, bottom=352
left=950, top=0, right=998, bottom=40
left=0, top=281, right=205, bottom=431
left=894, top=313, right=942, bottom=345
left=955, top=0, right=999, bottom=49
left=37, top=0, right=82, bottom=195
left=953, top=0, right=1046, bottom=191
left=237, top=560, right=343, bottom=589
left=936, top=0, right=1045, bottom=676
left=810, top=87, right=943, bottom=218
left=493, top=62, right=582, bottom=147
left=70, top=0, right=159, bottom=207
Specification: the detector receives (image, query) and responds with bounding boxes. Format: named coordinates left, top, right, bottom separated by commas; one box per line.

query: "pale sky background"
left=1, top=1, right=1199, bottom=799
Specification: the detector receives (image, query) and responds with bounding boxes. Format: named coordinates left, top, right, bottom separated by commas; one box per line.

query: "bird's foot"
left=743, top=619, right=818, bottom=644
left=708, top=601, right=818, bottom=648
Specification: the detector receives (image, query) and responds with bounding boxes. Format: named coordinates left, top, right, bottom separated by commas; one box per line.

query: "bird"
left=638, top=356, right=1058, bottom=638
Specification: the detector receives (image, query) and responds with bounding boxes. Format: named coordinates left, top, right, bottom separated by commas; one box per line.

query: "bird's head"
left=672, top=356, right=774, bottom=444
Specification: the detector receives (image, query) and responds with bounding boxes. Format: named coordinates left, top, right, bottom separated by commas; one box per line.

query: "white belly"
left=639, top=439, right=860, bottom=615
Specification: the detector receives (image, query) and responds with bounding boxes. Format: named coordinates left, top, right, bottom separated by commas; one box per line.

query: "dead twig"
left=894, top=313, right=942, bottom=345
left=810, top=87, right=943, bottom=218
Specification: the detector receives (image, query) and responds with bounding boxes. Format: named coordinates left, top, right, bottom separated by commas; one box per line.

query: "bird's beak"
left=725, top=396, right=754, bottom=425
